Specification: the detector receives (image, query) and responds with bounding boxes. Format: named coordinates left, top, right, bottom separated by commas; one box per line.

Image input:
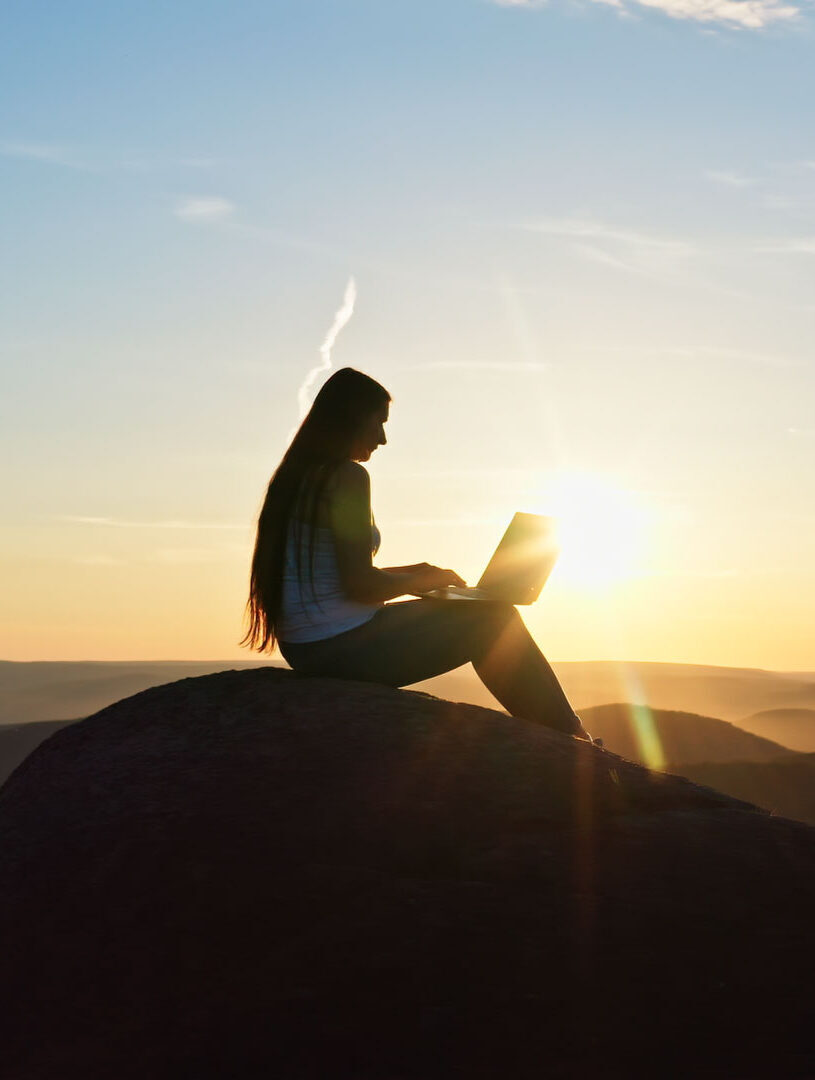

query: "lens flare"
left=621, top=666, right=666, bottom=772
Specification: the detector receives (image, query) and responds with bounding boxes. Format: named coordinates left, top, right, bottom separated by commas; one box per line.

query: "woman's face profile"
left=350, top=403, right=389, bottom=462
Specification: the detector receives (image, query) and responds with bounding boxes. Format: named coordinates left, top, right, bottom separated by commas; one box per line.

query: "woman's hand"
left=407, top=563, right=466, bottom=595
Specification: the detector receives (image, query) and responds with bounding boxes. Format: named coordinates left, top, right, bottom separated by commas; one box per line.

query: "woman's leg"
left=466, top=603, right=588, bottom=737
left=281, top=600, right=588, bottom=738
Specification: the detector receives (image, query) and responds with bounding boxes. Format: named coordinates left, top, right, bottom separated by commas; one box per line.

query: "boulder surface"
left=1, top=667, right=813, bottom=1078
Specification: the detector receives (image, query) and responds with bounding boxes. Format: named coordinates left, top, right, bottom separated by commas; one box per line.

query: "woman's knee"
left=476, top=600, right=521, bottom=628
left=464, top=601, right=521, bottom=661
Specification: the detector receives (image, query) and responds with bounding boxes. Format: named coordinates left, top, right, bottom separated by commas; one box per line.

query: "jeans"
left=279, top=598, right=579, bottom=734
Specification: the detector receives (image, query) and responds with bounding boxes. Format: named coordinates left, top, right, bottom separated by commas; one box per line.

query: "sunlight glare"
left=537, top=470, right=649, bottom=588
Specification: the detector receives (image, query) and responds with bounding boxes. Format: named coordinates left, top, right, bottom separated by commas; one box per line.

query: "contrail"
left=297, top=276, right=357, bottom=419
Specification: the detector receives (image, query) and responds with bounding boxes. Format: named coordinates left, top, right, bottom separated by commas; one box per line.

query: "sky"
left=1, top=0, right=814, bottom=668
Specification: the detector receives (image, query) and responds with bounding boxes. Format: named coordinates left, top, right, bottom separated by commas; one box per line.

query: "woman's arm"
left=380, top=563, right=430, bottom=575
left=330, top=464, right=464, bottom=603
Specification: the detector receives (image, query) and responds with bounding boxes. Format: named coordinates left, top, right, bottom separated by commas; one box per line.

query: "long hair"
left=241, top=367, right=391, bottom=653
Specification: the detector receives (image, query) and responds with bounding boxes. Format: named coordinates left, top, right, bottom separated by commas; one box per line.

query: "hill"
left=0, top=720, right=76, bottom=787
left=0, top=659, right=279, bottom=724
left=735, top=708, right=815, bottom=753
left=1, top=668, right=813, bottom=1078
left=419, top=660, right=815, bottom=724
left=5, top=658, right=815, bottom=730
left=676, top=755, right=815, bottom=827
left=578, top=703, right=790, bottom=767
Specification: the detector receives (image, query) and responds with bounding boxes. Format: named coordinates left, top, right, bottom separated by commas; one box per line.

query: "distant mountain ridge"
left=2, top=667, right=814, bottom=828
left=0, top=660, right=280, bottom=725
left=579, top=703, right=791, bottom=767
left=419, top=660, right=815, bottom=725
left=0, top=720, right=77, bottom=787
left=5, top=658, right=814, bottom=728
left=677, top=755, right=815, bottom=827
left=735, top=708, right=815, bottom=753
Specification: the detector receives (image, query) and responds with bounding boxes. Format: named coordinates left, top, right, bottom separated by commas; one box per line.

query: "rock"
left=1, top=667, right=813, bottom=1079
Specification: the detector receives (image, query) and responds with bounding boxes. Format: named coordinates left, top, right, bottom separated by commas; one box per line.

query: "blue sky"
left=2, top=0, right=814, bottom=664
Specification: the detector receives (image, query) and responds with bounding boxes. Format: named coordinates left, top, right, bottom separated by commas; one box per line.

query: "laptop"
left=421, top=512, right=559, bottom=605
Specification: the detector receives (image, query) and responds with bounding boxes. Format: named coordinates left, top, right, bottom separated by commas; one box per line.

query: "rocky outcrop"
left=1, top=668, right=813, bottom=1078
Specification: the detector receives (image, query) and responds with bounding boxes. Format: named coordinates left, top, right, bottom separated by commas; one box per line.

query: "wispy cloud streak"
left=572, top=244, right=639, bottom=273
left=174, top=196, right=235, bottom=222
left=0, top=141, right=88, bottom=170
left=493, top=0, right=798, bottom=27
left=404, top=361, right=549, bottom=371
left=2, top=141, right=222, bottom=175
left=60, top=516, right=244, bottom=530
left=520, top=216, right=696, bottom=277
left=631, top=0, right=797, bottom=26
left=576, top=344, right=802, bottom=369
left=755, top=236, right=815, bottom=255
left=705, top=170, right=757, bottom=187
left=522, top=217, right=694, bottom=254
left=74, top=554, right=126, bottom=566
left=297, top=277, right=357, bottom=419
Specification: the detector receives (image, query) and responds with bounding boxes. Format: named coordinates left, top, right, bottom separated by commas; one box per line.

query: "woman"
left=242, top=367, right=591, bottom=741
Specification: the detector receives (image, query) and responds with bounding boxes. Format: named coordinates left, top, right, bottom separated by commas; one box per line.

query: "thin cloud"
left=643, top=566, right=743, bottom=579
left=521, top=216, right=696, bottom=276
left=754, top=236, right=815, bottom=254
left=74, top=555, right=127, bottom=567
left=176, top=156, right=219, bottom=170
left=761, top=193, right=796, bottom=211
left=632, top=0, right=797, bottom=27
left=666, top=345, right=800, bottom=368
left=387, top=467, right=534, bottom=478
left=404, top=361, right=549, bottom=371
left=1, top=142, right=221, bottom=175
left=572, top=243, right=639, bottom=273
left=118, top=152, right=219, bottom=174
left=522, top=217, right=695, bottom=255
left=494, top=0, right=798, bottom=27
left=390, top=514, right=504, bottom=527
left=576, top=344, right=801, bottom=369
left=60, top=515, right=244, bottom=531
left=174, top=196, right=235, bottom=223
left=0, top=141, right=87, bottom=170
left=705, top=170, right=757, bottom=187
left=153, top=547, right=243, bottom=564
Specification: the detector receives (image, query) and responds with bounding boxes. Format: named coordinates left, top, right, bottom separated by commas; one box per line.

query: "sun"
left=535, top=470, right=648, bottom=588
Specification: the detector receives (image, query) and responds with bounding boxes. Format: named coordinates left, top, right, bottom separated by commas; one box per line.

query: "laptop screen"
left=476, top=512, right=560, bottom=604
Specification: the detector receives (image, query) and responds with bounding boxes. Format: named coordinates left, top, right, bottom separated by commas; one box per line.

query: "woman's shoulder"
left=324, top=462, right=371, bottom=531
left=300, top=462, right=369, bottom=528
left=326, top=460, right=370, bottom=494
left=298, top=461, right=368, bottom=505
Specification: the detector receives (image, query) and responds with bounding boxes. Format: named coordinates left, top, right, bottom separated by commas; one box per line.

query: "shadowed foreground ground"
left=1, top=668, right=813, bottom=1078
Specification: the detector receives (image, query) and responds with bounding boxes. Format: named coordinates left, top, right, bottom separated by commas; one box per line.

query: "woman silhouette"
left=242, top=367, right=591, bottom=740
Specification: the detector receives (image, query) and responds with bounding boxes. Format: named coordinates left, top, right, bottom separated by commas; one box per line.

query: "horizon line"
left=1, top=657, right=813, bottom=676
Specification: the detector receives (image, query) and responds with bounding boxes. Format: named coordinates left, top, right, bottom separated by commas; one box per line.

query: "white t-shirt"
left=276, top=518, right=382, bottom=644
